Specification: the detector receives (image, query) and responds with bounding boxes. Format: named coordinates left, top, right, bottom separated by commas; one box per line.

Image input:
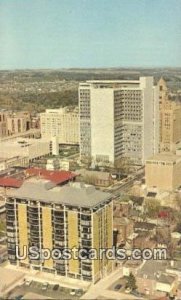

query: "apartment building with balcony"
left=79, top=77, right=159, bottom=166
left=6, top=179, right=113, bottom=283
left=40, top=106, right=79, bottom=145
left=158, top=77, right=181, bottom=153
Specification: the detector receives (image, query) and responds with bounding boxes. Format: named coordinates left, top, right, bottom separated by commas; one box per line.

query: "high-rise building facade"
left=79, top=77, right=159, bottom=166
left=40, top=107, right=79, bottom=145
left=6, top=179, right=113, bottom=283
left=158, top=78, right=181, bottom=153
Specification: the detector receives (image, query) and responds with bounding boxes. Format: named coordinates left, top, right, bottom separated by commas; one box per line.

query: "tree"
left=144, top=198, right=161, bottom=218
left=114, top=157, right=131, bottom=179
left=126, top=272, right=137, bottom=291
left=80, top=155, right=92, bottom=169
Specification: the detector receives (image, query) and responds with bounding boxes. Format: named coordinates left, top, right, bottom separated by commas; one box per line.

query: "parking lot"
left=108, top=277, right=146, bottom=299
left=7, top=280, right=85, bottom=300
left=108, top=277, right=126, bottom=293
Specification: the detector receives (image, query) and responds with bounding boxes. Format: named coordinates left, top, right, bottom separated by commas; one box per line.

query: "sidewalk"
left=5, top=262, right=90, bottom=290
left=81, top=268, right=124, bottom=299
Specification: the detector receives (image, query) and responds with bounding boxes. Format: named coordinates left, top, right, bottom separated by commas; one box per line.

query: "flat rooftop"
left=0, top=155, right=23, bottom=162
left=79, top=77, right=153, bottom=88
left=0, top=137, right=48, bottom=146
left=137, top=260, right=168, bottom=280
left=86, top=80, right=140, bottom=83
left=79, top=81, right=141, bottom=89
left=7, top=178, right=112, bottom=208
left=146, top=152, right=181, bottom=163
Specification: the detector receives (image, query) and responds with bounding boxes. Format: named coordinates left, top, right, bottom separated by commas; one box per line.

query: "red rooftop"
left=0, top=177, right=23, bottom=188
left=25, top=168, right=77, bottom=185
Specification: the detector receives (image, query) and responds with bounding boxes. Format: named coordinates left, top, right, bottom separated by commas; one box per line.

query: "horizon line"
left=1, top=66, right=181, bottom=72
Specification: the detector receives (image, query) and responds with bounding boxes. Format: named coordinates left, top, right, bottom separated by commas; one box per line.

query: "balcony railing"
left=82, top=270, right=92, bottom=276
left=54, top=218, right=64, bottom=224
left=80, top=220, right=91, bottom=226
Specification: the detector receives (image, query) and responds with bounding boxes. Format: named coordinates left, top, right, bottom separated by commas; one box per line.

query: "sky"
left=0, top=0, right=181, bottom=69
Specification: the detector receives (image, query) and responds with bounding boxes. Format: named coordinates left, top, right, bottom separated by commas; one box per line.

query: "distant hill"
left=0, top=68, right=181, bottom=112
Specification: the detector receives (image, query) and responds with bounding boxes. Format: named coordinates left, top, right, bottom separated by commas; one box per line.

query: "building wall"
left=142, top=77, right=155, bottom=162
left=68, top=211, right=79, bottom=274
left=42, top=207, right=53, bottom=269
left=91, top=89, right=115, bottom=163
left=0, top=112, right=7, bottom=138
left=6, top=197, right=113, bottom=283
left=0, top=156, right=29, bottom=171
left=153, top=86, right=160, bottom=155
left=92, top=202, right=113, bottom=283
left=92, top=212, right=100, bottom=282
left=158, top=78, right=181, bottom=153
left=79, top=77, right=159, bottom=166
left=173, top=159, right=181, bottom=190
left=0, top=138, right=50, bottom=160
left=7, top=112, right=31, bottom=135
left=106, top=202, right=113, bottom=274
left=145, top=157, right=181, bottom=191
left=40, top=107, right=79, bottom=145
left=156, top=281, right=174, bottom=293
left=79, top=87, right=91, bottom=159
left=137, top=277, right=156, bottom=296
left=17, top=204, right=28, bottom=264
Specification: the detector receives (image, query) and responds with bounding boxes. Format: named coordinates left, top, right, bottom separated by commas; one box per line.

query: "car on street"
left=15, top=295, right=23, bottom=300
left=53, top=284, right=59, bottom=291
left=25, top=280, right=32, bottom=286
left=42, top=282, right=49, bottom=290
left=70, top=289, right=76, bottom=295
left=76, top=289, right=83, bottom=296
left=114, top=284, right=122, bottom=291
left=131, top=290, right=144, bottom=298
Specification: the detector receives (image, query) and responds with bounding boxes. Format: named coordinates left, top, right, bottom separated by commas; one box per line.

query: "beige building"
left=145, top=153, right=181, bottom=191
left=158, top=78, right=181, bottom=153
left=40, top=107, right=79, bottom=145
left=0, top=138, right=51, bottom=161
left=7, top=111, right=31, bottom=135
left=76, top=169, right=113, bottom=187
left=0, top=111, right=7, bottom=138
left=0, top=156, right=29, bottom=171
left=6, top=179, right=113, bottom=283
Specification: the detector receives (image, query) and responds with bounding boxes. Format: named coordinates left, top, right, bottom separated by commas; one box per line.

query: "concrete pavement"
left=81, top=268, right=129, bottom=300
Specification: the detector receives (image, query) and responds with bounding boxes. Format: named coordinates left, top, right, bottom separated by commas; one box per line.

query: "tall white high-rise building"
left=79, top=77, right=159, bottom=165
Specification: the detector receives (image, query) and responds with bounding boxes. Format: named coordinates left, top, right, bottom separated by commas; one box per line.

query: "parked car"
left=42, top=282, right=49, bottom=290
left=53, top=284, right=59, bottom=291
left=114, top=284, right=122, bottom=291
left=25, top=279, right=32, bottom=286
left=76, top=289, right=83, bottom=296
left=130, top=290, right=144, bottom=298
left=70, top=289, right=76, bottom=295
left=15, top=295, right=23, bottom=300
